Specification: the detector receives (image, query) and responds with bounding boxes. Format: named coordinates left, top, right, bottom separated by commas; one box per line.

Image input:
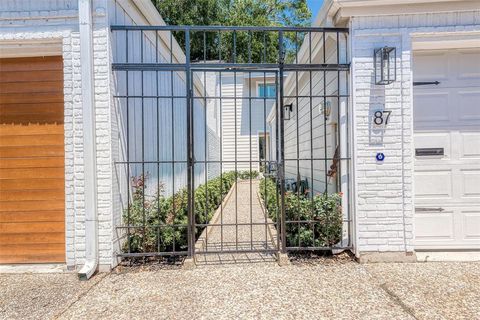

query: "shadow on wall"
left=368, top=74, right=387, bottom=146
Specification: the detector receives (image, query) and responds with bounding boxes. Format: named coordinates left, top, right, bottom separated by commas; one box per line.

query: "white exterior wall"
left=350, top=10, right=480, bottom=258
left=0, top=0, right=114, bottom=269
left=219, top=72, right=275, bottom=172
left=283, top=33, right=348, bottom=194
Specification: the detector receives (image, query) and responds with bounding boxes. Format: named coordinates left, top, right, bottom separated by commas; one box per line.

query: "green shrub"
left=123, top=171, right=248, bottom=253
left=259, top=177, right=343, bottom=248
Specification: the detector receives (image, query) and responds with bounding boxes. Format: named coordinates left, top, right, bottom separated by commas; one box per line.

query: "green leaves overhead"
left=151, top=0, right=312, bottom=62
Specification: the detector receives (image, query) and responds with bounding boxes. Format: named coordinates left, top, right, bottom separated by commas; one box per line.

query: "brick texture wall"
left=351, top=10, right=480, bottom=256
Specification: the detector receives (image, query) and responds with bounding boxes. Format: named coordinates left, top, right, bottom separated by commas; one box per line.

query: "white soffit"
left=315, top=0, right=480, bottom=26
left=412, top=33, right=480, bottom=50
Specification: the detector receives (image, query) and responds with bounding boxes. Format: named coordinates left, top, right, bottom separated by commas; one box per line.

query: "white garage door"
left=413, top=48, right=480, bottom=250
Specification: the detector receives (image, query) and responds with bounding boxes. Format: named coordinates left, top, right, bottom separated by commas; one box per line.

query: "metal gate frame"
left=112, top=25, right=350, bottom=260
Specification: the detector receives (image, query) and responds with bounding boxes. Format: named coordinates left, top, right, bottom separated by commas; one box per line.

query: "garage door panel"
left=0, top=145, right=64, bottom=158
left=0, top=56, right=65, bottom=264
left=0, top=200, right=65, bottom=212
left=415, top=170, right=452, bottom=198
left=0, top=178, right=64, bottom=190
left=0, top=232, right=64, bottom=245
left=457, top=90, right=480, bottom=121
left=459, top=132, right=480, bottom=159
left=0, top=211, right=65, bottom=223
left=463, top=211, right=480, bottom=240
left=0, top=221, right=65, bottom=234
left=0, top=243, right=65, bottom=264
left=0, top=81, right=63, bottom=94
left=0, top=167, right=64, bottom=179
left=0, top=157, right=64, bottom=169
left=414, top=132, right=450, bottom=159
left=413, top=51, right=449, bottom=81
left=0, top=56, right=62, bottom=72
left=461, top=170, right=480, bottom=198
left=414, top=91, right=450, bottom=125
left=415, top=210, right=454, bottom=239
left=457, top=49, right=480, bottom=80
left=0, top=134, right=64, bottom=147
left=0, top=189, right=65, bottom=201
left=414, top=48, right=480, bottom=250
left=0, top=124, right=63, bottom=136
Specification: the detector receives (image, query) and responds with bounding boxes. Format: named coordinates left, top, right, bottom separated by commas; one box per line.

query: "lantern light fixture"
left=374, top=46, right=396, bottom=85
left=283, top=103, right=293, bottom=120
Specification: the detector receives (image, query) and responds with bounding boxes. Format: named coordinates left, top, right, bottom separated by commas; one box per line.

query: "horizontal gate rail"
left=111, top=25, right=348, bottom=32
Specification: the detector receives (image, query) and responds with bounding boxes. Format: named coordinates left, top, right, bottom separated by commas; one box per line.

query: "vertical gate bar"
left=141, top=31, right=146, bottom=255
left=248, top=31, right=252, bottom=63
left=278, top=30, right=287, bottom=253
left=295, top=69, right=300, bottom=248
left=156, top=68, right=160, bottom=252
left=234, top=70, right=238, bottom=252
left=276, top=72, right=282, bottom=251
left=263, top=72, right=268, bottom=250
left=233, top=30, right=236, bottom=63
left=203, top=31, right=206, bottom=63
left=185, top=29, right=194, bottom=257
left=295, top=32, right=301, bottom=248
left=155, top=31, right=160, bottom=253
left=204, top=70, right=208, bottom=251
left=125, top=30, right=131, bottom=255
left=249, top=71, right=253, bottom=251
left=218, top=31, right=221, bottom=62
left=309, top=32, right=315, bottom=247
left=170, top=28, right=175, bottom=254
left=323, top=32, right=329, bottom=247
left=170, top=69, right=175, bottom=253
left=219, top=70, right=224, bottom=251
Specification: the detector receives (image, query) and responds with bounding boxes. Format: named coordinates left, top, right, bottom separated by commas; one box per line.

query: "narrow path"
left=195, top=179, right=277, bottom=265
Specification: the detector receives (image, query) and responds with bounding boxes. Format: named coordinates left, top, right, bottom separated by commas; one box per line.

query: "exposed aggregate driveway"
left=1, top=261, right=478, bottom=320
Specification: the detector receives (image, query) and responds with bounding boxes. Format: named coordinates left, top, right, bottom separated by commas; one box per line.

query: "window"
left=258, top=83, right=276, bottom=98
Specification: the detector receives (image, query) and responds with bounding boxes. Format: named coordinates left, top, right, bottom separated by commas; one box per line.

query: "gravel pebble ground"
left=0, top=273, right=105, bottom=320
left=1, top=261, right=478, bottom=320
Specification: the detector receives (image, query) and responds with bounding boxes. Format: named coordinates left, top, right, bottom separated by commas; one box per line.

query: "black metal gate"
left=112, top=25, right=350, bottom=261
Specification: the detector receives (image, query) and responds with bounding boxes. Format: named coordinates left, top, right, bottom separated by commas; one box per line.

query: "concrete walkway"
left=1, top=261, right=479, bottom=319
left=195, top=179, right=277, bottom=265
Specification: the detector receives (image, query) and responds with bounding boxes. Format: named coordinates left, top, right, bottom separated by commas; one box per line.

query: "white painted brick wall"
left=351, top=10, right=480, bottom=255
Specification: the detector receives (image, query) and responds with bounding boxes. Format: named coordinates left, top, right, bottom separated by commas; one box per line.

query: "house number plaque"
left=373, top=110, right=392, bottom=126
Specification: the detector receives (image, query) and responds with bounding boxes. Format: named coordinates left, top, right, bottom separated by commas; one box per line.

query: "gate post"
left=278, top=31, right=287, bottom=255
left=185, top=28, right=195, bottom=259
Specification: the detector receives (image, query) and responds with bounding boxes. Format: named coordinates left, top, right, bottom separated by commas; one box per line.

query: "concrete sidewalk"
left=1, top=261, right=479, bottom=320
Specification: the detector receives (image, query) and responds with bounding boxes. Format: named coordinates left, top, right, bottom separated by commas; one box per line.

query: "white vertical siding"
left=283, top=33, right=344, bottom=194
left=110, top=0, right=216, bottom=203
left=220, top=72, right=274, bottom=172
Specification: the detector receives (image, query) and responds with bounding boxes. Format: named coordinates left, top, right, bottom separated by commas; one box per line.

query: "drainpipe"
left=78, top=0, right=98, bottom=280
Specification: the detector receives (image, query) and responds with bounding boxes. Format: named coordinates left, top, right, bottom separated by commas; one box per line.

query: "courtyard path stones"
left=195, top=179, right=278, bottom=265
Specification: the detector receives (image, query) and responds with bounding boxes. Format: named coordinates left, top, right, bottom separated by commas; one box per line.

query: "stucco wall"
left=350, top=10, right=480, bottom=259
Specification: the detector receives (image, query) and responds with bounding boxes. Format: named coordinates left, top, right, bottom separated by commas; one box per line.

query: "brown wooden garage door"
left=0, top=56, right=65, bottom=263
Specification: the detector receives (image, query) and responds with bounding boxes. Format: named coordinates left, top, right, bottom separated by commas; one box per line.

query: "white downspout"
left=78, top=0, right=98, bottom=280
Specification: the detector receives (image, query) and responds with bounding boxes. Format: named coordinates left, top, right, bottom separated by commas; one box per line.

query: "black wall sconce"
left=283, top=103, right=293, bottom=120
left=374, top=46, right=396, bottom=85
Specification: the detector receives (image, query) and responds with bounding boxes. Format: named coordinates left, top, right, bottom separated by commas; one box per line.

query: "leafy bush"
left=259, top=177, right=343, bottom=248
left=123, top=171, right=245, bottom=253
